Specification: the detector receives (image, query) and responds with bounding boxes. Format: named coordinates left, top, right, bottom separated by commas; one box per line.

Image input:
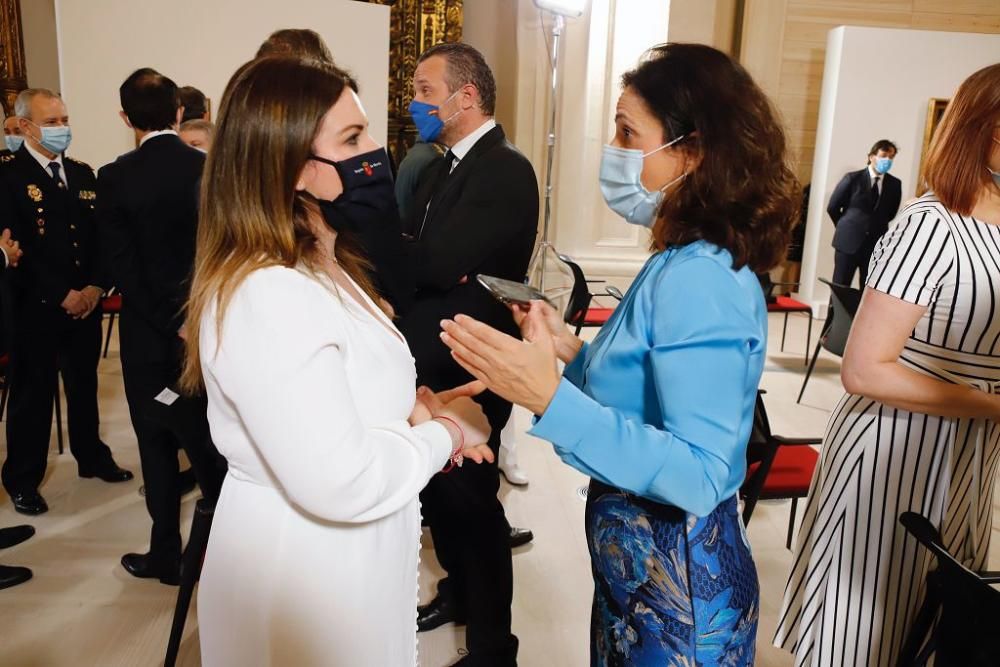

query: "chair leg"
left=797, top=339, right=824, bottom=404
left=786, top=497, right=798, bottom=550
left=780, top=313, right=789, bottom=351
left=804, top=312, right=813, bottom=366
left=0, top=381, right=8, bottom=421
left=165, top=500, right=215, bottom=667
left=102, top=313, right=116, bottom=359
left=53, top=377, right=64, bottom=455
left=897, top=574, right=940, bottom=667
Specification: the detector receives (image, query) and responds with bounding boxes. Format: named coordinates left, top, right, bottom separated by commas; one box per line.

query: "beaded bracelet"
left=434, top=415, right=465, bottom=473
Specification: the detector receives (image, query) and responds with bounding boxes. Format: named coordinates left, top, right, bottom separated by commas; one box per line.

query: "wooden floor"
left=1, top=312, right=998, bottom=666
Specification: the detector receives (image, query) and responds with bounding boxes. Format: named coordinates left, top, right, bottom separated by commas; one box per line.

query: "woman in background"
left=775, top=63, right=1000, bottom=666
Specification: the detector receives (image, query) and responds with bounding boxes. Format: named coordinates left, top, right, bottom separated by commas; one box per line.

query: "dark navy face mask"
left=309, top=147, right=396, bottom=233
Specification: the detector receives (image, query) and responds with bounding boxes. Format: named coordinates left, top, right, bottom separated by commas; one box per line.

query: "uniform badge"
left=78, top=190, right=96, bottom=201
left=27, top=184, right=43, bottom=202
left=0, top=154, right=15, bottom=163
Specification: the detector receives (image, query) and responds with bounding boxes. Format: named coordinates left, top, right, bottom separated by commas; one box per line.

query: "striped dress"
left=773, top=194, right=1000, bottom=666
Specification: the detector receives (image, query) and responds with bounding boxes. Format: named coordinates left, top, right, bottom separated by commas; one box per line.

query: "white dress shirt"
left=139, top=129, right=178, bottom=146
left=25, top=141, right=66, bottom=187
left=868, top=164, right=883, bottom=196
left=446, top=118, right=497, bottom=172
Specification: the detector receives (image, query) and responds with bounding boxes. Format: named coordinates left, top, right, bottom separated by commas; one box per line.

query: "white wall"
left=21, top=0, right=60, bottom=91
left=54, top=0, right=390, bottom=170
left=799, top=26, right=1000, bottom=308
left=512, top=0, right=671, bottom=291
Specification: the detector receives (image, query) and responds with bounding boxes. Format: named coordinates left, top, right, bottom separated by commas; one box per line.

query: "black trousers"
left=832, top=242, right=876, bottom=289
left=120, top=332, right=225, bottom=562
left=419, top=378, right=518, bottom=665
left=2, top=305, right=112, bottom=495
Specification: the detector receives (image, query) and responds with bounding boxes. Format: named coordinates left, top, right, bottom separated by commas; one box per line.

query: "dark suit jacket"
left=400, top=125, right=539, bottom=384
left=96, top=134, right=204, bottom=365
left=0, top=145, right=107, bottom=312
left=828, top=167, right=902, bottom=254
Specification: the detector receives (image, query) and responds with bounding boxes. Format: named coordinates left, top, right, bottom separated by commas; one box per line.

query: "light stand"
left=527, top=1, right=585, bottom=293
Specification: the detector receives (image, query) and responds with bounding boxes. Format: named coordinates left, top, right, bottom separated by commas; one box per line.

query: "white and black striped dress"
left=773, top=194, right=1000, bottom=666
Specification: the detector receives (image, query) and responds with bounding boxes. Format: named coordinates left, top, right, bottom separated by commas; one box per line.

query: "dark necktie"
left=871, top=175, right=881, bottom=209
left=417, top=150, right=456, bottom=239
left=48, top=161, right=65, bottom=189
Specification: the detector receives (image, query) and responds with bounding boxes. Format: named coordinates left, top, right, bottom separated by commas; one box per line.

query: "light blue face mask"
left=4, top=135, right=23, bottom=153
left=874, top=156, right=893, bottom=174
left=599, top=134, right=687, bottom=227
left=29, top=122, right=72, bottom=154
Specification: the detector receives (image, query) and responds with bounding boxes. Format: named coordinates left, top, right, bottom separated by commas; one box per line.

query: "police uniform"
left=0, top=144, right=120, bottom=497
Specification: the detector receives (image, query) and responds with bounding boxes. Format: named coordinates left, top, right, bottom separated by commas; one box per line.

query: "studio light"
left=532, top=0, right=586, bottom=18
left=527, top=0, right=589, bottom=292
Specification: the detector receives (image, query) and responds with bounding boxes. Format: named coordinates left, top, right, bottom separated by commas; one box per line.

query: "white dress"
left=196, top=266, right=453, bottom=666
left=774, top=195, right=1000, bottom=666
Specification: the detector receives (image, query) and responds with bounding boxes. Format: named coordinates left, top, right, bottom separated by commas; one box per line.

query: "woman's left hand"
left=440, top=308, right=562, bottom=416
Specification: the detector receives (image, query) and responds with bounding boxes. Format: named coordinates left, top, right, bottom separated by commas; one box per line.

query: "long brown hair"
left=622, top=44, right=800, bottom=273
left=921, top=63, right=1000, bottom=215
left=180, top=57, right=378, bottom=393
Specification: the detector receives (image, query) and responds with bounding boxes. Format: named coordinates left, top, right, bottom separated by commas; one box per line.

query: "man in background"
left=2, top=108, right=23, bottom=155
left=177, top=85, right=209, bottom=124
left=98, top=68, right=224, bottom=585
left=0, top=88, right=132, bottom=517
left=179, top=119, right=213, bottom=152
left=828, top=139, right=902, bottom=287
left=401, top=43, right=539, bottom=666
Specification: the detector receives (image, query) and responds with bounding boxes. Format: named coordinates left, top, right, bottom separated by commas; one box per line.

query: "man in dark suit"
left=0, top=89, right=133, bottom=517
left=97, top=68, right=225, bottom=585
left=828, top=139, right=903, bottom=287
left=400, top=43, right=539, bottom=666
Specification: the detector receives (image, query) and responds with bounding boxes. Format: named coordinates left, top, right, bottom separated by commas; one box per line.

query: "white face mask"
left=598, top=134, right=687, bottom=227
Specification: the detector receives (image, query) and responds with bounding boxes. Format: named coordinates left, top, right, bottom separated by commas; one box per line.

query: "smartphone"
left=476, top=274, right=553, bottom=307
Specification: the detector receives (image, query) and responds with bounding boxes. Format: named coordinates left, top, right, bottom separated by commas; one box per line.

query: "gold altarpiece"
left=0, top=0, right=27, bottom=116
left=361, top=0, right=463, bottom=165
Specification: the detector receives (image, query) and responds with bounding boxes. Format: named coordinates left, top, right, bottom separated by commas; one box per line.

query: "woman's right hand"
left=416, top=384, right=494, bottom=465
left=512, top=300, right=583, bottom=364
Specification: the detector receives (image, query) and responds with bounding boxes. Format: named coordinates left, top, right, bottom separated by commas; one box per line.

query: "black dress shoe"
left=417, top=595, right=466, bottom=632
left=10, top=492, right=48, bottom=516
left=121, top=552, right=180, bottom=585
left=0, top=525, right=35, bottom=549
left=0, top=564, right=32, bottom=590
left=509, top=526, right=534, bottom=549
left=80, top=462, right=134, bottom=483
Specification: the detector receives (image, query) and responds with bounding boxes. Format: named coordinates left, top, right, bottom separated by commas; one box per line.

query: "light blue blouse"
left=529, top=240, right=767, bottom=517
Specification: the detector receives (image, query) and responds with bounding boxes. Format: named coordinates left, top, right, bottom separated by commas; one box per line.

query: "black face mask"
left=309, top=147, right=396, bottom=234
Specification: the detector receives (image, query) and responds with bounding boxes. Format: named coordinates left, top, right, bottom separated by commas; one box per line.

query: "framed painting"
left=917, top=98, right=949, bottom=195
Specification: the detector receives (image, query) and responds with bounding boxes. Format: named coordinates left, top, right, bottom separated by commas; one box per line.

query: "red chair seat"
left=102, top=294, right=122, bottom=314
left=767, top=295, right=811, bottom=313
left=759, top=445, right=819, bottom=497
left=583, top=307, right=614, bottom=326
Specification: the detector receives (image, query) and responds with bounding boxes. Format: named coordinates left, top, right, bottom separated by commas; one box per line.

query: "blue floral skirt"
left=585, top=480, right=758, bottom=666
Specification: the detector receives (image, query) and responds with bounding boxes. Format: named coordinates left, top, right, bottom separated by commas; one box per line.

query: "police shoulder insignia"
left=65, top=156, right=93, bottom=171
left=0, top=154, right=15, bottom=163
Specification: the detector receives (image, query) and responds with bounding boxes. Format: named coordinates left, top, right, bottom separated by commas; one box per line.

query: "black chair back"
left=817, top=278, right=862, bottom=357
left=556, top=253, right=593, bottom=329
left=896, top=512, right=1000, bottom=666
left=740, top=392, right=779, bottom=525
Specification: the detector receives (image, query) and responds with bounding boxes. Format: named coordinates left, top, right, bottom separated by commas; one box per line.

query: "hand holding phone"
left=476, top=274, right=553, bottom=307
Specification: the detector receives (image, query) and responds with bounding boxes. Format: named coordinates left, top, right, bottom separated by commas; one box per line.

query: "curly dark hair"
left=622, top=43, right=800, bottom=272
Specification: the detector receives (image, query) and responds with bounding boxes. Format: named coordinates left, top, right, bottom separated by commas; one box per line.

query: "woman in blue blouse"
left=440, top=44, right=800, bottom=664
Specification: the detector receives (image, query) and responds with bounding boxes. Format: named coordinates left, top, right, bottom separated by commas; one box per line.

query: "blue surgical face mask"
left=4, top=135, right=23, bottom=153
left=874, top=156, right=893, bottom=174
left=599, top=135, right=687, bottom=227
left=408, top=89, right=462, bottom=143
left=28, top=122, right=72, bottom=154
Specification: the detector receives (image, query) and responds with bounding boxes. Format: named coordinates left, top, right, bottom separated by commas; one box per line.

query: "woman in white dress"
left=774, top=64, right=1000, bottom=666
left=178, top=57, right=494, bottom=666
